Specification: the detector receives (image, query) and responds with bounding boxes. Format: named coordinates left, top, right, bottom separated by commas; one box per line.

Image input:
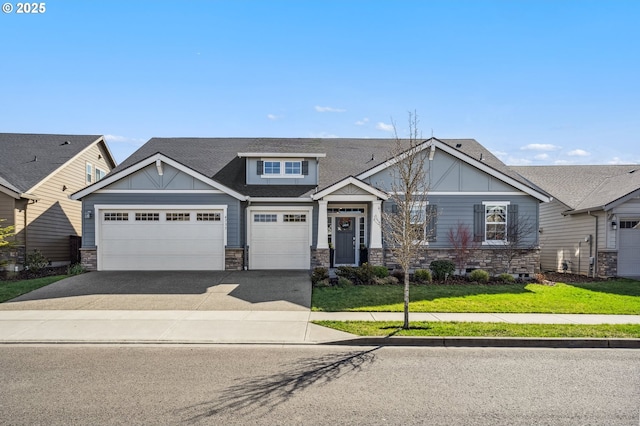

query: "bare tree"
left=447, top=221, right=476, bottom=274
left=499, top=213, right=537, bottom=274
left=381, top=112, right=435, bottom=329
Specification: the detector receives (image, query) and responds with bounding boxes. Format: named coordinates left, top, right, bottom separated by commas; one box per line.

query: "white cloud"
left=554, top=160, right=572, bottom=165
left=567, top=149, right=590, bottom=157
left=104, top=134, right=145, bottom=144
left=492, top=150, right=508, bottom=161
left=315, top=106, right=346, bottom=113
left=355, top=118, right=369, bottom=126
left=521, top=143, right=562, bottom=151
left=534, top=153, right=549, bottom=160
left=267, top=114, right=283, bottom=121
left=376, top=122, right=394, bottom=132
left=607, top=157, right=627, bottom=165
left=507, top=157, right=533, bottom=166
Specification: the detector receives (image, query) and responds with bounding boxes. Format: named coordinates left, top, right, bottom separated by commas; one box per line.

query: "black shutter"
left=302, top=160, right=309, bottom=175
left=426, top=205, right=437, bottom=241
left=257, top=160, right=263, bottom=175
left=507, top=204, right=519, bottom=242
left=473, top=204, right=484, bottom=242
left=391, top=203, right=398, bottom=214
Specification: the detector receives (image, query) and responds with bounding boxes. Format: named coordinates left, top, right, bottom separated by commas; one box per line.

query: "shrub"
left=429, top=260, right=455, bottom=281
left=25, top=249, right=49, bottom=272
left=371, top=265, right=389, bottom=279
left=311, top=267, right=329, bottom=287
left=337, top=277, right=353, bottom=287
left=67, top=263, right=86, bottom=276
left=469, top=269, right=490, bottom=283
left=390, top=269, right=405, bottom=281
left=534, top=273, right=547, bottom=284
left=383, top=276, right=399, bottom=285
left=336, top=266, right=358, bottom=282
left=355, top=263, right=375, bottom=285
left=413, top=269, right=432, bottom=284
left=498, top=273, right=515, bottom=283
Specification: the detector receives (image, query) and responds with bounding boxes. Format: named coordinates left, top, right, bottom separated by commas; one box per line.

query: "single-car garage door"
left=98, top=208, right=225, bottom=271
left=249, top=210, right=310, bottom=270
left=618, top=219, right=640, bottom=277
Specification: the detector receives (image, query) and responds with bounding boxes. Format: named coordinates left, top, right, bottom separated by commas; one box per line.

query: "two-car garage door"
left=98, top=208, right=225, bottom=271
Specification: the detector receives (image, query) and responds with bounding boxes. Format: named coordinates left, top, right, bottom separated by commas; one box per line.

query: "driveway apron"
left=0, top=270, right=311, bottom=311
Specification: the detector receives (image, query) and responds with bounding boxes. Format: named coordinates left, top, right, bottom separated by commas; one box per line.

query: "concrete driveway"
left=0, top=271, right=311, bottom=311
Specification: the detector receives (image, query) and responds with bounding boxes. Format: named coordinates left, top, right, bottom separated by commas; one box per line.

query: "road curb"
left=323, top=336, right=640, bottom=348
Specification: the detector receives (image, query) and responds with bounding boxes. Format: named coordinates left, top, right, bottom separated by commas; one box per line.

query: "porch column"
left=317, top=199, right=329, bottom=249
left=370, top=199, right=383, bottom=248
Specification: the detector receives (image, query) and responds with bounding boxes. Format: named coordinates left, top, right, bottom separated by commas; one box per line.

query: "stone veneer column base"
left=597, top=250, right=617, bottom=278
left=225, top=248, right=245, bottom=270
left=311, top=248, right=330, bottom=269
left=80, top=247, right=97, bottom=271
left=367, top=248, right=383, bottom=266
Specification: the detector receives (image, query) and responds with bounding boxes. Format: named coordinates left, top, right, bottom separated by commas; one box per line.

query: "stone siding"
left=597, top=250, right=617, bottom=278
left=311, top=248, right=330, bottom=269
left=225, top=248, right=245, bottom=271
left=80, top=247, right=97, bottom=271
left=367, top=248, right=383, bottom=266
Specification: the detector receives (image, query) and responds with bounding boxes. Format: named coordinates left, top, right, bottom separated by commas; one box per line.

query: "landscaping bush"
left=311, top=267, right=329, bottom=287
left=413, top=269, right=432, bottom=284
left=429, top=260, right=455, bottom=281
left=534, top=273, right=547, bottom=284
left=25, top=249, right=49, bottom=272
left=337, top=277, right=353, bottom=287
left=335, top=266, right=358, bottom=282
left=67, top=263, right=86, bottom=276
left=371, top=265, right=389, bottom=278
left=469, top=269, right=490, bottom=283
left=390, top=269, right=405, bottom=281
left=498, top=273, right=515, bottom=283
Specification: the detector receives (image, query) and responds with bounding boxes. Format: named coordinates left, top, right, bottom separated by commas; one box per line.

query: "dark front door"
left=335, top=217, right=356, bottom=264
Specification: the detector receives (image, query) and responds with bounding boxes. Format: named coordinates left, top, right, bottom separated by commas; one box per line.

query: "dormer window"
left=258, top=159, right=307, bottom=178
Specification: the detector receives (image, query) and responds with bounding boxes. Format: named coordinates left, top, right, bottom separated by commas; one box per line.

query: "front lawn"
left=314, top=320, right=640, bottom=338
left=311, top=279, right=640, bottom=314
left=0, top=275, right=67, bottom=303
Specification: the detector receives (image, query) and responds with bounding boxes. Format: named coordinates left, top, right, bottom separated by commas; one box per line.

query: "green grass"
left=311, top=279, right=640, bottom=314
left=314, top=320, right=640, bottom=338
left=0, top=275, right=67, bottom=303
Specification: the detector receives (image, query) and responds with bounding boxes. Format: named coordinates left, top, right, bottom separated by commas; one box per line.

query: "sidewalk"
left=1, top=310, right=639, bottom=347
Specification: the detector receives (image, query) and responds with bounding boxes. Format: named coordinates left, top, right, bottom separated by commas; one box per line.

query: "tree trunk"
left=403, top=271, right=410, bottom=329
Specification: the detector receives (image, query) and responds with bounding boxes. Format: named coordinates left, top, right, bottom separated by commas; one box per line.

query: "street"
left=1, top=345, right=638, bottom=425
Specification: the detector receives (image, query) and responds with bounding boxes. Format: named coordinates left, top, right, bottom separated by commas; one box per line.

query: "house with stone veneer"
left=513, top=165, right=640, bottom=278
left=71, top=137, right=550, bottom=274
left=0, top=133, right=116, bottom=272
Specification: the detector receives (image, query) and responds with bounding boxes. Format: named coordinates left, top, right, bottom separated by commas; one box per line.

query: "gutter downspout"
left=587, top=210, right=598, bottom=277
left=244, top=197, right=251, bottom=270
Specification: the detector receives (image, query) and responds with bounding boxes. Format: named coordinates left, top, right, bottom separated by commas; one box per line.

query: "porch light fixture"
left=84, top=210, right=93, bottom=219
left=611, top=221, right=617, bottom=230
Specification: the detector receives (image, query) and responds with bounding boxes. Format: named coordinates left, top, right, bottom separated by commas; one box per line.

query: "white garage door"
left=249, top=211, right=310, bottom=270
left=618, top=219, right=640, bottom=276
left=99, top=209, right=225, bottom=271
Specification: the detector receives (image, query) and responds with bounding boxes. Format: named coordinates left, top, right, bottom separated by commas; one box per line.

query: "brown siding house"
left=0, top=133, right=116, bottom=272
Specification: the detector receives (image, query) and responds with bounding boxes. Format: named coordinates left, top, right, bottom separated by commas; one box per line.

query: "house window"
left=104, top=212, right=128, bottom=221
left=484, top=203, right=508, bottom=241
left=135, top=212, right=159, bottom=221
left=86, top=163, right=93, bottom=183
left=197, top=213, right=221, bottom=221
left=284, top=214, right=306, bottom=222
left=95, top=168, right=106, bottom=181
left=263, top=161, right=281, bottom=175
left=409, top=203, right=426, bottom=240
left=284, top=161, right=301, bottom=175
left=254, top=214, right=277, bottom=222
left=166, top=213, right=190, bottom=221
left=359, top=217, right=365, bottom=247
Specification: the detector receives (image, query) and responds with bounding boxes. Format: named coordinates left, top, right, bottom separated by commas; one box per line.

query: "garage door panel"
left=619, top=223, right=640, bottom=276
left=249, top=212, right=310, bottom=270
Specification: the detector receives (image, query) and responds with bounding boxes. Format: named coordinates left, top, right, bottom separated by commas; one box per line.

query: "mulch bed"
left=0, top=266, right=68, bottom=281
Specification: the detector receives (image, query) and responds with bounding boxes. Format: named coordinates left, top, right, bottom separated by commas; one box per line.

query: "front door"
left=335, top=217, right=356, bottom=265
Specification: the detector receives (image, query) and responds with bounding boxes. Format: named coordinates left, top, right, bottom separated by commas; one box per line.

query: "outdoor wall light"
left=611, top=221, right=617, bottom=230
left=84, top=210, right=93, bottom=219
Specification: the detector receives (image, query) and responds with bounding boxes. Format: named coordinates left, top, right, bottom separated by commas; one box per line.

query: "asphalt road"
left=1, top=345, right=639, bottom=425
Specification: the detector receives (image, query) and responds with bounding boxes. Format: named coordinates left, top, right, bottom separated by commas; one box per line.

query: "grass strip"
left=0, top=275, right=68, bottom=303
left=314, top=320, right=640, bottom=338
left=311, top=280, right=640, bottom=314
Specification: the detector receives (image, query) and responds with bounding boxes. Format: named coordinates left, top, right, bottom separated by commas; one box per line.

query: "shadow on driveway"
left=0, top=271, right=311, bottom=311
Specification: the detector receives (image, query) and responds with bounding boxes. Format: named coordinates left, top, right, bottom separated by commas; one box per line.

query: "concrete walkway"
left=1, top=310, right=639, bottom=346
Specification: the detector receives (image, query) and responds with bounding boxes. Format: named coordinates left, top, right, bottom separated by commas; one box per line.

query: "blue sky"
left=1, top=0, right=639, bottom=165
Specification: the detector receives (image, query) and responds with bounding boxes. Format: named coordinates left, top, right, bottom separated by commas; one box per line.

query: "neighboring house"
left=513, top=165, right=640, bottom=278
left=71, top=137, right=550, bottom=274
left=0, top=133, right=116, bottom=271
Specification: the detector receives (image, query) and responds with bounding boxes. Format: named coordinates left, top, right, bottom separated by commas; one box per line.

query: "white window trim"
left=482, top=201, right=510, bottom=245
left=86, top=162, right=93, bottom=184
left=261, top=158, right=303, bottom=178
left=95, top=167, right=106, bottom=181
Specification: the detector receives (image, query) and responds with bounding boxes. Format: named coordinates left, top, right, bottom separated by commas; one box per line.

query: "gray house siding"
left=108, top=163, right=213, bottom=190
left=81, top=193, right=241, bottom=248
left=245, top=158, right=318, bottom=185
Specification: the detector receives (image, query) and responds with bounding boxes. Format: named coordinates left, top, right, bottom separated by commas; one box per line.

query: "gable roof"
left=0, top=133, right=116, bottom=198
left=513, top=165, right=640, bottom=213
left=113, top=137, right=548, bottom=200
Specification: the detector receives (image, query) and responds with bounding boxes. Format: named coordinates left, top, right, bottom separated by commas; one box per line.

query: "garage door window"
left=104, top=212, right=128, bottom=221
left=197, top=213, right=221, bottom=221
left=284, top=214, right=306, bottom=222
left=620, top=220, right=639, bottom=229
left=166, top=213, right=190, bottom=221
left=135, top=212, right=159, bottom=221
left=254, top=214, right=277, bottom=222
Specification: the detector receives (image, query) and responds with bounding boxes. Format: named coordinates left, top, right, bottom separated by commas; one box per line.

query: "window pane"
left=264, top=161, right=280, bottom=175
left=284, top=161, right=301, bottom=175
